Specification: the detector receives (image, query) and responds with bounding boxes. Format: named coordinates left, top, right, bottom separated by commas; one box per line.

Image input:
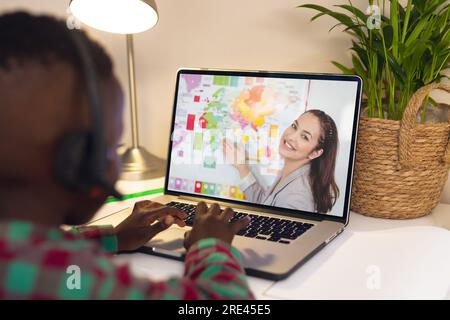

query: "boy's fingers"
left=196, top=201, right=208, bottom=216
left=209, top=203, right=221, bottom=215
left=135, top=200, right=163, bottom=210
left=221, top=207, right=235, bottom=221
left=230, top=216, right=251, bottom=234
left=144, top=206, right=187, bottom=224
left=163, top=215, right=175, bottom=226
left=146, top=201, right=164, bottom=208
left=183, top=230, right=192, bottom=249
left=147, top=221, right=170, bottom=239
left=174, top=216, right=186, bottom=227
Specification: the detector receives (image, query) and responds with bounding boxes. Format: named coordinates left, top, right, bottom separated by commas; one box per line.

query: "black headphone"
left=54, top=30, right=123, bottom=200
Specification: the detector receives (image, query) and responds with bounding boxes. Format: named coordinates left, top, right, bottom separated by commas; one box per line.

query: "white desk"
left=89, top=178, right=450, bottom=300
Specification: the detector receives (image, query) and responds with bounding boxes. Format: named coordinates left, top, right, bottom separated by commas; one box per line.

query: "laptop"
left=140, top=68, right=363, bottom=280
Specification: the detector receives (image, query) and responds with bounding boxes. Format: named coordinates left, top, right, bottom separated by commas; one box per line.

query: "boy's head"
left=0, top=12, right=124, bottom=225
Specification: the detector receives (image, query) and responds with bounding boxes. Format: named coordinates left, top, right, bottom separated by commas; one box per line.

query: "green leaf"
left=329, top=22, right=345, bottom=33
left=331, top=61, right=353, bottom=75
left=404, top=17, right=430, bottom=48
left=371, top=53, right=378, bottom=78
left=383, top=25, right=394, bottom=50
left=428, top=97, right=438, bottom=107
left=299, top=0, right=450, bottom=121
left=401, top=0, right=413, bottom=43
left=311, top=12, right=327, bottom=22
left=412, top=0, right=426, bottom=13
left=352, top=54, right=367, bottom=76
left=334, top=4, right=367, bottom=23
left=398, top=1, right=406, bottom=21
left=350, top=41, right=369, bottom=67
left=390, top=0, right=400, bottom=58
left=298, top=4, right=365, bottom=39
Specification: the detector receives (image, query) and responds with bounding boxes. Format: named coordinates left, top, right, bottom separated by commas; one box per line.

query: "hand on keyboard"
left=115, top=200, right=187, bottom=252
left=183, top=202, right=251, bottom=250
left=166, top=201, right=315, bottom=245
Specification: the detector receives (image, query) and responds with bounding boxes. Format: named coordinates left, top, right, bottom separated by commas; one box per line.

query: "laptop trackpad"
left=144, top=227, right=186, bottom=254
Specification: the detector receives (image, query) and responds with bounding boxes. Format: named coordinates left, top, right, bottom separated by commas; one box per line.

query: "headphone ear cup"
left=54, top=131, right=91, bottom=192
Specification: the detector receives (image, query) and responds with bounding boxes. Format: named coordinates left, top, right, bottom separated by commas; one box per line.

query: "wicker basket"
left=351, top=83, right=450, bottom=219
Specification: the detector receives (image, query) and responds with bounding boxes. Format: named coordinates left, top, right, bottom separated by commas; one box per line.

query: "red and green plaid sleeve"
left=69, top=225, right=118, bottom=253
left=67, top=238, right=254, bottom=300
left=0, top=221, right=254, bottom=300
left=136, top=238, right=254, bottom=299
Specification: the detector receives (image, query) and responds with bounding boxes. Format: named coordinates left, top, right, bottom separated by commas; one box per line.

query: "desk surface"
left=89, top=178, right=450, bottom=300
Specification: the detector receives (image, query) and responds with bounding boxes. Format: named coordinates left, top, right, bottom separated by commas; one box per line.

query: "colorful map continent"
left=230, top=85, right=275, bottom=131
left=181, top=74, right=202, bottom=93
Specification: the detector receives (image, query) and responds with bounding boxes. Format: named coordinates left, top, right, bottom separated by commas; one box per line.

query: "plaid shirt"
left=0, top=220, right=254, bottom=300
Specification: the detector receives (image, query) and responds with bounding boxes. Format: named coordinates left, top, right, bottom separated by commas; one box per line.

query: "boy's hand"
left=183, top=202, right=251, bottom=251
left=115, top=200, right=186, bottom=252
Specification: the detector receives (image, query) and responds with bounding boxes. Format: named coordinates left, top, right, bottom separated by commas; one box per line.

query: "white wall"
left=1, top=0, right=449, bottom=204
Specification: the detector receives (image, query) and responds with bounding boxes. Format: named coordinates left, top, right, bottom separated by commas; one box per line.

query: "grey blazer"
left=238, top=164, right=315, bottom=212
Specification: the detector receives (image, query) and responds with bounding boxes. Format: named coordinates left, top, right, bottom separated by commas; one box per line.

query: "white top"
left=238, top=164, right=315, bottom=212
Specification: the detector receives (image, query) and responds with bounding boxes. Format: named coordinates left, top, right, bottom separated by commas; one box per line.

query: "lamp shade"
left=69, top=0, right=158, bottom=34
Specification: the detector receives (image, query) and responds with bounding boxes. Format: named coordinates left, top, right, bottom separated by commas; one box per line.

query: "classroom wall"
left=1, top=0, right=449, bottom=204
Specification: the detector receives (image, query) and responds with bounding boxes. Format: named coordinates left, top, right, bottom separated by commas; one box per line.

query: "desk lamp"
left=69, top=0, right=166, bottom=180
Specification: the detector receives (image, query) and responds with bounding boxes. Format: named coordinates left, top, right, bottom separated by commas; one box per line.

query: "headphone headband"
left=56, top=30, right=122, bottom=200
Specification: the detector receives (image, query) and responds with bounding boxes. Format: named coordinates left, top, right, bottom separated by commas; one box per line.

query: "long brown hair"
left=306, top=109, right=339, bottom=213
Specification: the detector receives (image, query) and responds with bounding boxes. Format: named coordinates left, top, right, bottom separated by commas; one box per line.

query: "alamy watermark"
left=66, top=7, right=81, bottom=30
left=366, top=5, right=381, bottom=30
left=66, top=265, right=81, bottom=290
left=366, top=264, right=381, bottom=290
left=170, top=127, right=282, bottom=170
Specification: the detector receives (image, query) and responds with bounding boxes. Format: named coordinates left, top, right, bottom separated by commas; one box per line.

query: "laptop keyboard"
left=166, top=201, right=314, bottom=245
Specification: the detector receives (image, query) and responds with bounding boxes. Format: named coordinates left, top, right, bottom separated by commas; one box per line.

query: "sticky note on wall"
left=194, top=181, right=202, bottom=193
left=269, top=125, right=279, bottom=137
left=215, top=185, right=222, bottom=196
left=229, top=186, right=236, bottom=198
left=258, top=147, right=265, bottom=159
left=208, top=183, right=216, bottom=195
left=213, top=75, right=230, bottom=86
left=186, top=114, right=195, bottom=131
left=181, top=179, right=188, bottom=191
left=168, top=178, right=175, bottom=189
left=187, top=180, right=195, bottom=193
left=230, top=76, right=239, bottom=87
left=203, top=156, right=216, bottom=169
left=201, top=183, right=209, bottom=194
left=194, top=132, right=203, bottom=150
left=221, top=185, right=229, bottom=197
left=174, top=178, right=182, bottom=190
left=199, top=115, right=207, bottom=129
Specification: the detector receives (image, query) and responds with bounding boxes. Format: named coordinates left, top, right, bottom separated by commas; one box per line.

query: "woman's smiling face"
left=279, top=112, right=323, bottom=161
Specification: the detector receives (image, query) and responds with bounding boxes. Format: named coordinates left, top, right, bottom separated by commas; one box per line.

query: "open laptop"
left=140, top=68, right=362, bottom=280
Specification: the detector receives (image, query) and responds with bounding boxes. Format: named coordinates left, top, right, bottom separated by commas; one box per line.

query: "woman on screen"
left=224, top=109, right=339, bottom=213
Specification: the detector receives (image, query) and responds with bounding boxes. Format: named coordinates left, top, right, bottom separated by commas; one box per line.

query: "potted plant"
left=299, top=0, right=450, bottom=218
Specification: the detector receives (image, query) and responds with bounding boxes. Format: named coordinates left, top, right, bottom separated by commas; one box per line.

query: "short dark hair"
left=0, top=11, right=113, bottom=78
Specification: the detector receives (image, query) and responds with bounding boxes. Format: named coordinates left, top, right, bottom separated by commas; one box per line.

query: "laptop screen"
left=166, top=69, right=361, bottom=219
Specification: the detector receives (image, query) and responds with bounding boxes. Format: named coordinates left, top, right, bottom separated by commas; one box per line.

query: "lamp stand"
left=119, top=34, right=166, bottom=180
